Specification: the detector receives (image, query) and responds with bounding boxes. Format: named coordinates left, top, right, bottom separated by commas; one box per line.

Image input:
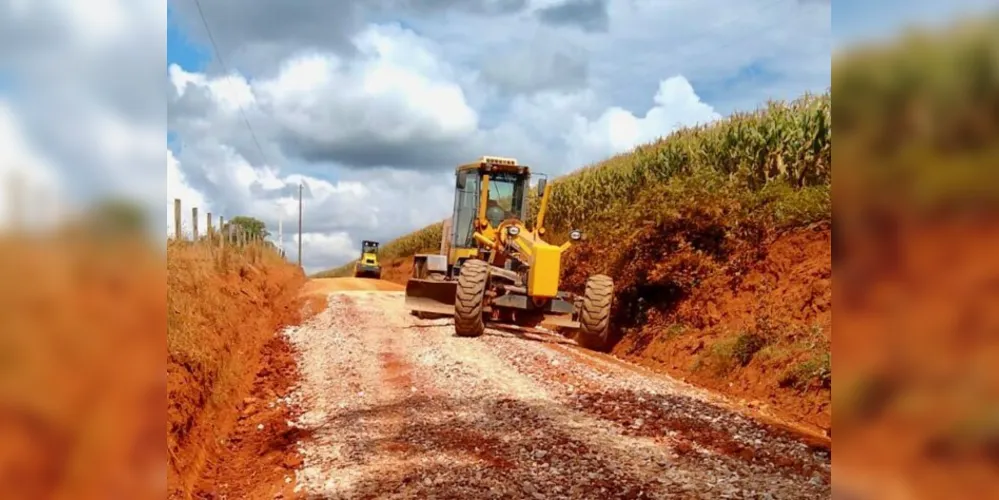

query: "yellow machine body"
left=404, top=156, right=580, bottom=327
left=353, top=240, right=382, bottom=279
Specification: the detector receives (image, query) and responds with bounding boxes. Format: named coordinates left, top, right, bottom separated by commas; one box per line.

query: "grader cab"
left=403, top=156, right=613, bottom=351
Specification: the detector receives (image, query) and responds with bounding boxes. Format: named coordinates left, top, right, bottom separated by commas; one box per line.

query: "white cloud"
left=0, top=100, right=64, bottom=230
left=294, top=232, right=357, bottom=271
left=0, top=0, right=836, bottom=268
left=566, top=76, right=722, bottom=165
left=167, top=148, right=209, bottom=236
left=168, top=25, right=481, bottom=171
left=0, top=0, right=165, bottom=228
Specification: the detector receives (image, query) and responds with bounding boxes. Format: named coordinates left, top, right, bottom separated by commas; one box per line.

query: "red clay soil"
left=193, top=333, right=307, bottom=500
left=167, top=244, right=308, bottom=499
left=380, top=257, right=414, bottom=286
left=303, top=277, right=404, bottom=293
left=610, top=226, right=832, bottom=433
left=0, top=238, right=165, bottom=500
left=560, top=222, right=832, bottom=436
left=833, top=218, right=999, bottom=498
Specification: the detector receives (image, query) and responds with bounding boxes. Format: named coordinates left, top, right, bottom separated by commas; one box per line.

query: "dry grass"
left=167, top=238, right=308, bottom=499
left=0, top=233, right=165, bottom=499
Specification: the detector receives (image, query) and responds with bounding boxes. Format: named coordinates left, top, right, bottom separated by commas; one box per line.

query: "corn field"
left=833, top=14, right=999, bottom=154
left=531, top=93, right=831, bottom=235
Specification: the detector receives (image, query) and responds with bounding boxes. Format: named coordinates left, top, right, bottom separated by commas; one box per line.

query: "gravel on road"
left=282, top=291, right=831, bottom=499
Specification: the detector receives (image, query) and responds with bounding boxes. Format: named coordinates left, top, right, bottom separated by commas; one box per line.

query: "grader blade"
left=404, top=278, right=458, bottom=316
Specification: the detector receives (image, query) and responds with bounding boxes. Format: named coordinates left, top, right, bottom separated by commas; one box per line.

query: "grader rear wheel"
left=454, top=260, right=489, bottom=337
left=577, top=274, right=613, bottom=351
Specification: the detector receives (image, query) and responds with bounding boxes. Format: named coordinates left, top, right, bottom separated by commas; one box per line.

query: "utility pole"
left=297, top=182, right=303, bottom=268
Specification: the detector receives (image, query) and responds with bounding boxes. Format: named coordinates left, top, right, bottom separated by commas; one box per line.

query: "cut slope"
left=167, top=241, right=309, bottom=499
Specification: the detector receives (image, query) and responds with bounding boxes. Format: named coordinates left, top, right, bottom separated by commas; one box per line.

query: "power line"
left=190, top=0, right=270, bottom=169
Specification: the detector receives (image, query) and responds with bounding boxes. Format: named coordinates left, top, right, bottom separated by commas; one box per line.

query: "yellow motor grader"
left=404, top=156, right=613, bottom=350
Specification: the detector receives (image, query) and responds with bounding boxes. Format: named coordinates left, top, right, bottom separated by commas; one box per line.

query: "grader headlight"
left=569, top=229, right=582, bottom=241
left=507, top=226, right=520, bottom=236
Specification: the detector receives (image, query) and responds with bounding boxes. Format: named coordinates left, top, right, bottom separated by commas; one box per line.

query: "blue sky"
left=0, top=71, right=12, bottom=93
left=166, top=1, right=999, bottom=120
left=166, top=16, right=798, bottom=119
left=159, top=1, right=991, bottom=76
left=167, top=5, right=209, bottom=72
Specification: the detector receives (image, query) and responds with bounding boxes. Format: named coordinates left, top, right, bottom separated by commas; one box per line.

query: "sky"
left=0, top=0, right=994, bottom=273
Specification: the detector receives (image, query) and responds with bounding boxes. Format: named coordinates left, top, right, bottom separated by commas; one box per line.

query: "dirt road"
left=280, top=283, right=830, bottom=499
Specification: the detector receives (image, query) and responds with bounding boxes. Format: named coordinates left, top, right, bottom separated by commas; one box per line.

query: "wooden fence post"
left=192, top=206, right=199, bottom=241
left=173, top=199, right=181, bottom=240
left=207, top=212, right=213, bottom=238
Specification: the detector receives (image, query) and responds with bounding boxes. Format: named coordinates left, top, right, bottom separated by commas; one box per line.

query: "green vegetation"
left=694, top=330, right=771, bottom=377
left=225, top=215, right=270, bottom=240
left=833, top=14, right=999, bottom=213
left=529, top=93, right=830, bottom=238
left=779, top=353, right=832, bottom=391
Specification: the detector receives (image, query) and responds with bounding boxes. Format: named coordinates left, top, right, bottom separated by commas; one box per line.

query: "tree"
left=223, top=215, right=270, bottom=240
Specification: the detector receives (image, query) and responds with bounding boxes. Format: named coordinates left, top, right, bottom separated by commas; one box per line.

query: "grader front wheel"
left=454, top=260, right=489, bottom=337
left=577, top=274, right=613, bottom=351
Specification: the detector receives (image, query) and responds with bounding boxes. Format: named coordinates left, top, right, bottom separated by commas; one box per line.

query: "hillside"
left=167, top=238, right=318, bottom=498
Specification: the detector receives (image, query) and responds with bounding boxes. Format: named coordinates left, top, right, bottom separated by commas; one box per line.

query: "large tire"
left=454, top=259, right=489, bottom=337
left=577, top=274, right=613, bottom=351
